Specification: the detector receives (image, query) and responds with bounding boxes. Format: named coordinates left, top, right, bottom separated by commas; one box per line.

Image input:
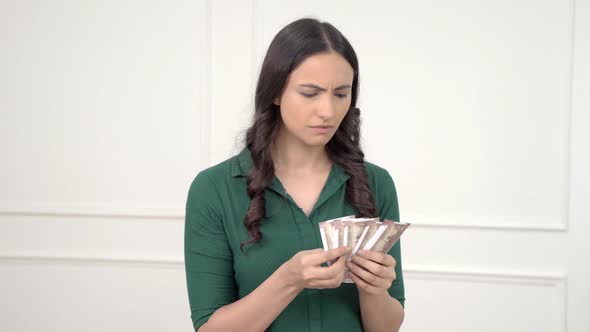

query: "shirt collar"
left=231, top=147, right=253, bottom=177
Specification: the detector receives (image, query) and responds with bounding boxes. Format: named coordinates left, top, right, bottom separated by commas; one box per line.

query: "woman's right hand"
left=280, top=246, right=353, bottom=290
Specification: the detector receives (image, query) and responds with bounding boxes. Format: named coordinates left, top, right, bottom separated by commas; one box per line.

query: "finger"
left=311, top=255, right=348, bottom=280
left=329, top=247, right=354, bottom=266
left=348, top=269, right=383, bottom=294
left=346, top=261, right=391, bottom=289
left=304, top=248, right=326, bottom=255
left=351, top=254, right=395, bottom=279
left=356, top=250, right=396, bottom=267
left=307, top=246, right=352, bottom=266
left=307, top=277, right=343, bottom=289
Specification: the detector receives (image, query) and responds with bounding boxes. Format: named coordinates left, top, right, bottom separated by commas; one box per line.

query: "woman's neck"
left=271, top=130, right=332, bottom=174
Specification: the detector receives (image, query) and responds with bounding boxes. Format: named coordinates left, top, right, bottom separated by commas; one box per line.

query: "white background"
left=1, top=0, right=589, bottom=331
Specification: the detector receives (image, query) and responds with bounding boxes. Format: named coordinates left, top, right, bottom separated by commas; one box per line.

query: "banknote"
left=364, top=219, right=411, bottom=253
left=318, top=215, right=355, bottom=265
left=318, top=216, right=411, bottom=283
left=346, top=217, right=379, bottom=256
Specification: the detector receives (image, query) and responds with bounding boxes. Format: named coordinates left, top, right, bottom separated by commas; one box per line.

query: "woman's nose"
left=317, top=95, right=336, bottom=119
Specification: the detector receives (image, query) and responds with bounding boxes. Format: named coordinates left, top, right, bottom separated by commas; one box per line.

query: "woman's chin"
left=301, top=136, right=332, bottom=147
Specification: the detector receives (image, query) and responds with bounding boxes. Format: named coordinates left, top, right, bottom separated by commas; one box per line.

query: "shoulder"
left=187, top=152, right=242, bottom=200
left=363, top=159, right=395, bottom=188
left=362, top=159, right=399, bottom=219
left=195, top=155, right=237, bottom=182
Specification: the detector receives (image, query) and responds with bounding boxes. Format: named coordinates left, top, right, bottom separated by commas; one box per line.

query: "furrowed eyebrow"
left=298, top=83, right=352, bottom=91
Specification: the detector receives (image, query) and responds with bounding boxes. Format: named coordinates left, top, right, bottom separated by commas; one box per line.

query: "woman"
left=184, top=17, right=405, bottom=332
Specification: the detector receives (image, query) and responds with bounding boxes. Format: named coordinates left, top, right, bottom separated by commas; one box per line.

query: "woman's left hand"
left=347, top=249, right=396, bottom=295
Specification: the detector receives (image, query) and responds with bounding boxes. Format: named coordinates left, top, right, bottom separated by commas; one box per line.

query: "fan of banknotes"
left=318, top=215, right=411, bottom=283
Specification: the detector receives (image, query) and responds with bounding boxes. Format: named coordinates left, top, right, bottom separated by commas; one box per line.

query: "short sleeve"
left=376, top=168, right=406, bottom=308
left=184, top=171, right=237, bottom=331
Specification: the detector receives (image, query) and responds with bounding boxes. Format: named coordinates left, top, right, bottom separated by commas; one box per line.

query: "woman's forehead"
left=288, top=52, right=354, bottom=86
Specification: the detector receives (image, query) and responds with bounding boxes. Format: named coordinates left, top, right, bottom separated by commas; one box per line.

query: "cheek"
left=280, top=94, right=311, bottom=127
left=336, top=102, right=351, bottom=121
left=282, top=110, right=310, bottom=131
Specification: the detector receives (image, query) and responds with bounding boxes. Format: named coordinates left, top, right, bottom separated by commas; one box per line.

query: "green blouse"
left=184, top=147, right=405, bottom=331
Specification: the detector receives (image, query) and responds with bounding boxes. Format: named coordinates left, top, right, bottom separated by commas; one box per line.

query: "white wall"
left=1, top=0, right=588, bottom=331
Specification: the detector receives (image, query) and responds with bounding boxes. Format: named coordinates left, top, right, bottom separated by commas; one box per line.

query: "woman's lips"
left=309, top=125, right=333, bottom=135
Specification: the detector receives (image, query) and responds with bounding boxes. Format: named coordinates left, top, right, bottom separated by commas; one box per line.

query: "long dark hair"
left=240, top=17, right=376, bottom=253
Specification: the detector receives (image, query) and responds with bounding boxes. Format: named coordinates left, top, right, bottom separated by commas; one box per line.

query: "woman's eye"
left=300, top=92, right=348, bottom=98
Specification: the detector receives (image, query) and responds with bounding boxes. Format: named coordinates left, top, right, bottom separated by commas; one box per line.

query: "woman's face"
left=274, top=51, right=354, bottom=147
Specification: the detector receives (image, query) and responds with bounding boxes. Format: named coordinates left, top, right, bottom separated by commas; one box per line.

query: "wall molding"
left=200, top=0, right=212, bottom=169
left=0, top=255, right=567, bottom=331
left=0, top=204, right=568, bottom=232
left=406, top=265, right=568, bottom=332
left=0, top=253, right=567, bottom=285
left=0, top=204, right=183, bottom=219
left=407, top=215, right=567, bottom=232
left=564, top=0, right=576, bottom=234
left=251, top=0, right=262, bottom=86
left=0, top=254, right=183, bottom=268
left=247, top=0, right=574, bottom=235
left=406, top=265, right=566, bottom=286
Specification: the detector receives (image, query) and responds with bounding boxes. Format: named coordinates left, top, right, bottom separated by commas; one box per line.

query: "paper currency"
left=353, top=219, right=382, bottom=255
left=346, top=218, right=378, bottom=255
left=365, top=219, right=411, bottom=253
left=318, top=215, right=355, bottom=265
left=317, top=215, right=411, bottom=284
